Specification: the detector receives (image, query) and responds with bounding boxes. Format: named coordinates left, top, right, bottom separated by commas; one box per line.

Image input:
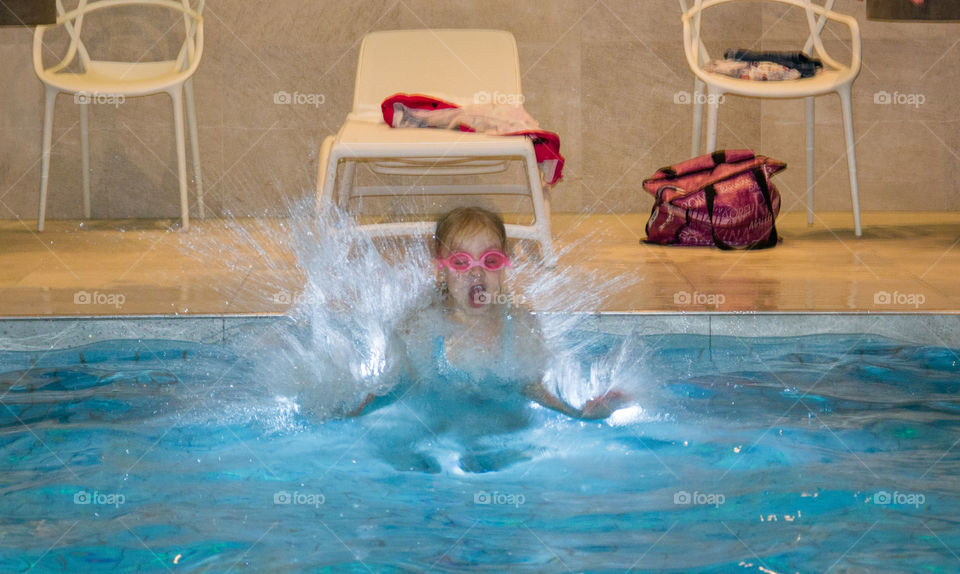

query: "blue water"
left=1, top=331, right=959, bottom=573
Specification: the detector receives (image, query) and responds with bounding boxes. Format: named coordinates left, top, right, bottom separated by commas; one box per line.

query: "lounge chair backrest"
left=352, top=29, right=522, bottom=120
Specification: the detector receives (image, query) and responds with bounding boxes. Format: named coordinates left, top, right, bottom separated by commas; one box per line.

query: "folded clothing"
left=704, top=59, right=802, bottom=81
left=724, top=50, right=823, bottom=78
left=381, top=93, right=564, bottom=186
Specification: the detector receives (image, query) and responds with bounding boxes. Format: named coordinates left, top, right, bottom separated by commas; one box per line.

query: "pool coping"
left=1, top=312, right=959, bottom=350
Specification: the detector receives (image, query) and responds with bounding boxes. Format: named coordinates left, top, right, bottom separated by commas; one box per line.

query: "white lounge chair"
left=316, top=29, right=555, bottom=260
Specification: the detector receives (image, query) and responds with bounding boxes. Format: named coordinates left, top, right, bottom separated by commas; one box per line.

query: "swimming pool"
left=2, top=328, right=957, bottom=572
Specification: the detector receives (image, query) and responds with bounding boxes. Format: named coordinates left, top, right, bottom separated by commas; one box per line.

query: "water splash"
left=185, top=200, right=649, bottom=422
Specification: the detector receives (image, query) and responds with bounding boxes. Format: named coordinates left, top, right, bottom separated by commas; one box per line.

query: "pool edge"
left=1, top=313, right=959, bottom=350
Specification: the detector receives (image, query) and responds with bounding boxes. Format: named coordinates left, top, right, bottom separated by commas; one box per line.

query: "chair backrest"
left=682, top=0, right=847, bottom=71
left=351, top=29, right=522, bottom=120
left=47, top=0, right=203, bottom=73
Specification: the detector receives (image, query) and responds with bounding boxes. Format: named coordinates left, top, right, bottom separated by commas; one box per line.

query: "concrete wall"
left=1, top=0, right=957, bottom=222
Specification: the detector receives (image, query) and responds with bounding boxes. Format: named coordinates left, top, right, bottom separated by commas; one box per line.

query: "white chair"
left=33, top=0, right=204, bottom=231
left=681, top=0, right=863, bottom=236
left=316, top=29, right=555, bottom=260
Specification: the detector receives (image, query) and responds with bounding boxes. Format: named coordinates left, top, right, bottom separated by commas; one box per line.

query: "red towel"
left=381, top=93, right=564, bottom=186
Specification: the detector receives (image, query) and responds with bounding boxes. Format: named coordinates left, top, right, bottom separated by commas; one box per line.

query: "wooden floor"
left=1, top=212, right=959, bottom=316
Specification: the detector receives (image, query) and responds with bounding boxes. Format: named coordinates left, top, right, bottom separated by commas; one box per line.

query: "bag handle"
left=654, top=149, right=756, bottom=179
left=704, top=166, right=779, bottom=250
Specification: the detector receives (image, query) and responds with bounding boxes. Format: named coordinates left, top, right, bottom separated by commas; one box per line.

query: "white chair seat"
left=44, top=60, right=187, bottom=95
left=698, top=67, right=854, bottom=98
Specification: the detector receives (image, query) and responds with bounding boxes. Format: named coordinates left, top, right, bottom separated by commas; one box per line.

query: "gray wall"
left=1, top=0, right=957, bottom=222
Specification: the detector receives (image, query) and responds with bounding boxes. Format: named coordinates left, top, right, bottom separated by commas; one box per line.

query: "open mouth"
left=468, top=284, right=487, bottom=308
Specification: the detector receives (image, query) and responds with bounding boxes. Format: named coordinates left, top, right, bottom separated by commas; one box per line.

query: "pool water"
left=1, top=331, right=959, bottom=572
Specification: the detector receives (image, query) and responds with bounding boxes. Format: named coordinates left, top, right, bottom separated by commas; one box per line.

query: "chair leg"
left=80, top=101, right=91, bottom=220
left=805, top=96, right=815, bottom=227
left=338, top=160, right=356, bottom=210
left=705, top=88, right=720, bottom=153
left=540, top=188, right=555, bottom=264
left=170, top=88, right=190, bottom=231
left=184, top=78, right=204, bottom=219
left=691, top=78, right=704, bottom=156
left=524, top=150, right=555, bottom=264
left=38, top=88, right=57, bottom=232
left=839, top=86, right=862, bottom=237
left=315, top=135, right=335, bottom=215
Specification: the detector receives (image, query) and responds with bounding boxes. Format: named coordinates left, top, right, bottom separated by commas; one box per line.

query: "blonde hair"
left=434, top=207, right=507, bottom=257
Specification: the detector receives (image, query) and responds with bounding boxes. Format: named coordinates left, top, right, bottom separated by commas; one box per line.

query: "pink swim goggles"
left=437, top=250, right=511, bottom=272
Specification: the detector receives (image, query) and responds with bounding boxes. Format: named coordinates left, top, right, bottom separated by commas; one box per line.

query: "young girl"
left=352, top=206, right=626, bottom=420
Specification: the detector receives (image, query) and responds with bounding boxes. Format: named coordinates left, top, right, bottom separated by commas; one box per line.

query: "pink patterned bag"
left=642, top=150, right=785, bottom=249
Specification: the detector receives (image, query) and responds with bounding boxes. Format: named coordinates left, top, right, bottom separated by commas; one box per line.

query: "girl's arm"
left=347, top=325, right=418, bottom=417
left=522, top=381, right=582, bottom=418
left=513, top=309, right=629, bottom=420
left=522, top=381, right=629, bottom=420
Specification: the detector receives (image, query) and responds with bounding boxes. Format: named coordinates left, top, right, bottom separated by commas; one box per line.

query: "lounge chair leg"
left=338, top=160, right=356, bottom=210
left=315, top=135, right=335, bottom=215
left=524, top=151, right=555, bottom=265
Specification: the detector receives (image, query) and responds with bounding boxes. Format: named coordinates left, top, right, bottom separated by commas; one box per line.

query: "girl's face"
left=438, top=229, right=505, bottom=316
